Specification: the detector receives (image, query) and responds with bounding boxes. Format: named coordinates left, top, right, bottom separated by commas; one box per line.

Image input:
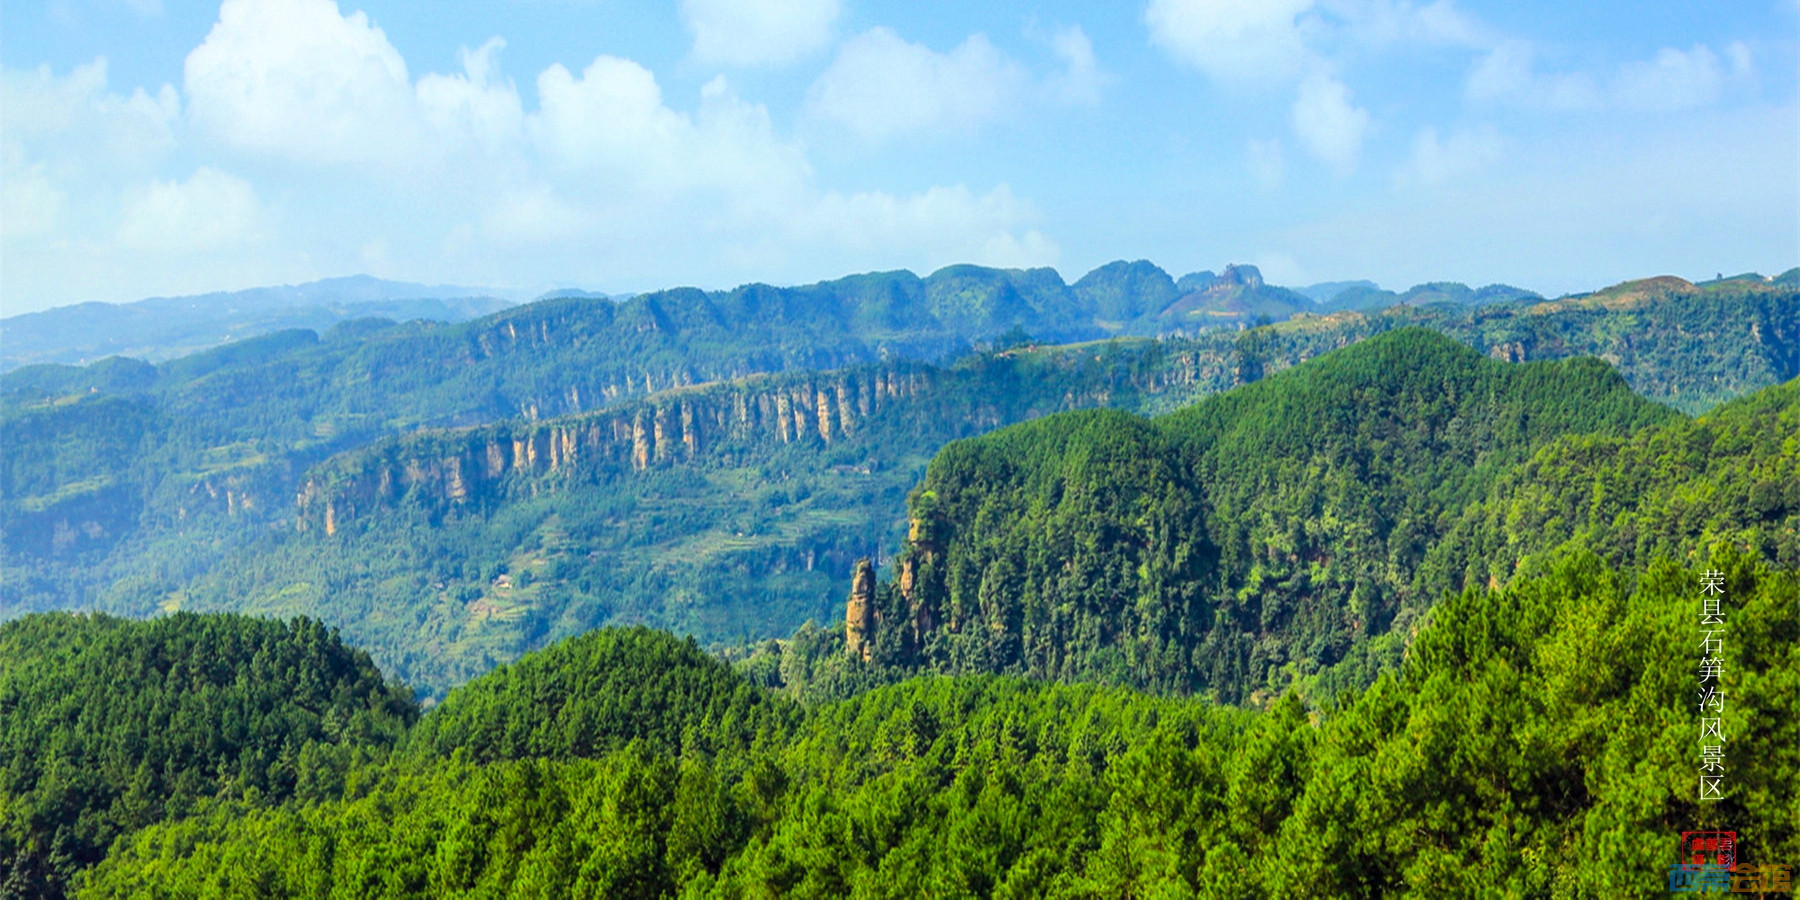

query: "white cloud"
left=1, top=58, right=180, bottom=163
left=1612, top=44, right=1728, bottom=111
left=531, top=56, right=682, bottom=174
left=0, top=61, right=107, bottom=139
left=483, top=183, right=593, bottom=245
left=1394, top=124, right=1502, bottom=187
left=1145, top=0, right=1316, bottom=84
left=359, top=238, right=390, bottom=272
left=183, top=0, right=541, bottom=173
left=806, top=28, right=1028, bottom=141
left=1247, top=138, right=1284, bottom=190
left=682, top=77, right=816, bottom=213
left=797, top=184, right=1058, bottom=272
left=6, top=0, right=1079, bottom=311
left=184, top=0, right=420, bottom=166
left=681, top=0, right=840, bottom=67
left=1291, top=73, right=1370, bottom=173
left=1147, top=0, right=1491, bottom=85
left=1469, top=40, right=1750, bottom=113
left=452, top=48, right=1049, bottom=280
left=416, top=38, right=526, bottom=158
left=1466, top=40, right=1600, bottom=109
left=467, top=179, right=1057, bottom=294
left=532, top=62, right=809, bottom=216
left=1395, top=0, right=1482, bottom=45
left=117, top=167, right=264, bottom=251
left=1254, top=251, right=1306, bottom=284
left=1724, top=41, right=1754, bottom=80
left=1047, top=25, right=1104, bottom=105
left=0, top=58, right=179, bottom=251
left=1320, top=0, right=1487, bottom=49
left=1, top=157, right=65, bottom=240
left=806, top=24, right=1103, bottom=140
left=1465, top=40, right=1531, bottom=100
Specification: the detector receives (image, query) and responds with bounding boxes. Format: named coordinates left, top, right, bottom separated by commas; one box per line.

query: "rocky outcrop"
left=1217, top=263, right=1265, bottom=290
left=296, top=362, right=931, bottom=530
left=1489, top=341, right=1529, bottom=363
left=845, top=558, right=875, bottom=660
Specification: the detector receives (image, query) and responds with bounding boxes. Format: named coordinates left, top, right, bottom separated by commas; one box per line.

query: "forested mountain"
left=403, top=626, right=797, bottom=763
left=0, top=275, right=517, bottom=371
left=5, top=349, right=1210, bottom=692
left=819, top=330, right=1680, bottom=701
left=1295, top=279, right=1379, bottom=303
left=1422, top=379, right=1800, bottom=595
left=0, top=612, right=417, bottom=898
left=58, top=550, right=1800, bottom=897
left=794, top=344, right=1798, bottom=707
left=3, top=267, right=1796, bottom=699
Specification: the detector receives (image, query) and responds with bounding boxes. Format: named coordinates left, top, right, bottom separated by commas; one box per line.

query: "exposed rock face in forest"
left=845, top=558, right=875, bottom=660
left=295, top=363, right=930, bottom=530
left=900, top=516, right=936, bottom=640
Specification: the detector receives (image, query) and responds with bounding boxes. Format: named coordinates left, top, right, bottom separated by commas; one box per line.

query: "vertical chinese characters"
left=1697, top=569, right=1726, bottom=802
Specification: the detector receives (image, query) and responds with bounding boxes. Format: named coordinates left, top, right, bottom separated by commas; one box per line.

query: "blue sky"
left=2, top=0, right=1795, bottom=313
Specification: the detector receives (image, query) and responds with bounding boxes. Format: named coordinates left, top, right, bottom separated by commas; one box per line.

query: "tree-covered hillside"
left=1421, top=379, right=1800, bottom=594
left=0, top=613, right=417, bottom=898
left=837, top=330, right=1679, bottom=701
left=404, top=627, right=798, bottom=764
left=67, top=549, right=1800, bottom=898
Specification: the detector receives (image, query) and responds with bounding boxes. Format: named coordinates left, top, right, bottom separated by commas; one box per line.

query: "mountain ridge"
left=1, top=275, right=520, bottom=370
left=0, top=260, right=1569, bottom=374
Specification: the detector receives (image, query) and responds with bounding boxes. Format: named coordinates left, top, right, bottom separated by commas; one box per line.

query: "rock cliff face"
left=437, top=300, right=873, bottom=423
left=292, top=335, right=1287, bottom=533
left=1217, top=263, right=1264, bottom=290
left=845, top=558, right=875, bottom=661
left=296, top=362, right=933, bottom=530
left=289, top=327, right=1486, bottom=533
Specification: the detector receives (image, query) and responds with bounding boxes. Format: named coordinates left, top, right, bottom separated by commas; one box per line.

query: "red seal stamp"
left=1681, top=831, right=1737, bottom=869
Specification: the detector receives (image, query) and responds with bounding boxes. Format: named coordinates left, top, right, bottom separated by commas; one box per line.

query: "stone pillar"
left=632, top=411, right=652, bottom=470
left=845, top=557, right=876, bottom=661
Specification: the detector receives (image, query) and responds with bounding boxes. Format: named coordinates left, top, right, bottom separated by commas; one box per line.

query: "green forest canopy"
left=44, top=547, right=1799, bottom=898
left=0, top=612, right=416, bottom=898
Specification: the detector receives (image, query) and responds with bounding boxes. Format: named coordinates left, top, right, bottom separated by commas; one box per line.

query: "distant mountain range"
left=0, top=275, right=524, bottom=370
left=2, top=264, right=1561, bottom=373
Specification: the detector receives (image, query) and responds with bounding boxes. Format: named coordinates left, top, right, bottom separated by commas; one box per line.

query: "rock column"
left=845, top=558, right=876, bottom=661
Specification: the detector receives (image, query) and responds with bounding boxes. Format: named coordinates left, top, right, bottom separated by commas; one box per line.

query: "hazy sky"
left=3, top=0, right=1796, bottom=313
